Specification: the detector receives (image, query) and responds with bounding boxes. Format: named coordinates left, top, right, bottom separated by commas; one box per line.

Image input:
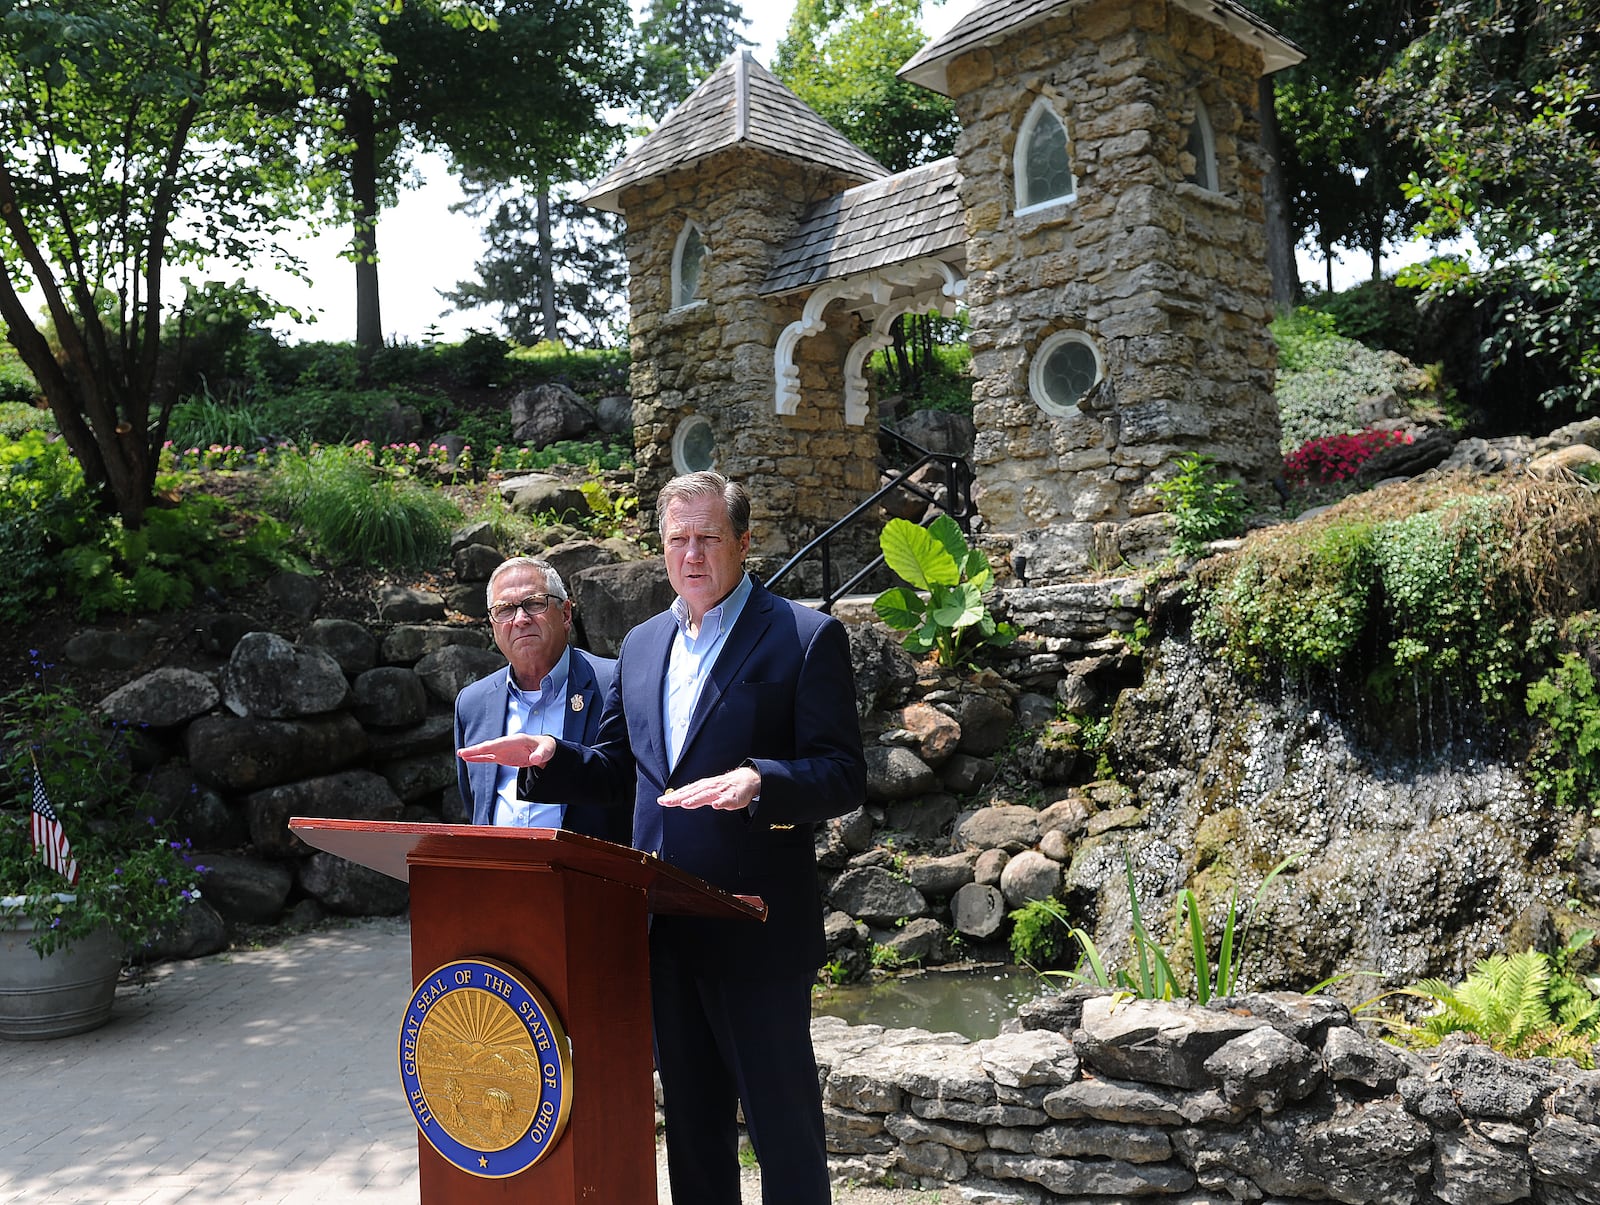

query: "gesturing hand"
left=457, top=733, right=558, bottom=769
left=658, top=765, right=761, bottom=812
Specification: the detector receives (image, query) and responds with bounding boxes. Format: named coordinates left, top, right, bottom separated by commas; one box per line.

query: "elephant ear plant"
left=1, top=676, right=204, bottom=957
left=874, top=515, right=1016, bottom=669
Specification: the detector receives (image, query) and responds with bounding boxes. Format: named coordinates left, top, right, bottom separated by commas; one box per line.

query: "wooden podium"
left=288, top=818, right=765, bottom=1205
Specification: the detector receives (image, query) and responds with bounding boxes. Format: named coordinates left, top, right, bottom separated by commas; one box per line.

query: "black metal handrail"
left=764, top=427, right=974, bottom=613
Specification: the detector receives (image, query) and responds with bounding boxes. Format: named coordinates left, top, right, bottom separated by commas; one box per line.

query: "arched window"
left=672, top=223, right=706, bottom=309
left=1183, top=96, right=1218, bottom=192
left=671, top=414, right=716, bottom=474
left=1029, top=330, right=1104, bottom=417
left=1014, top=97, right=1076, bottom=213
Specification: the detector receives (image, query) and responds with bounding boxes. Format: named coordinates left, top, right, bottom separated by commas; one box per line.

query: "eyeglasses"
left=488, top=594, right=559, bottom=624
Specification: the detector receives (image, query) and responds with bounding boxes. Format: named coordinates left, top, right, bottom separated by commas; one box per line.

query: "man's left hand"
left=659, top=765, right=760, bottom=812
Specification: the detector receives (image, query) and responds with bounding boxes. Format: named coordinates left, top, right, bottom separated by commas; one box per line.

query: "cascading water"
left=1073, top=632, right=1580, bottom=1001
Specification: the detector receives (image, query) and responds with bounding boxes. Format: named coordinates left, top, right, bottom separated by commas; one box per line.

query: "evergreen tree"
left=637, top=0, right=751, bottom=119
left=443, top=180, right=628, bottom=347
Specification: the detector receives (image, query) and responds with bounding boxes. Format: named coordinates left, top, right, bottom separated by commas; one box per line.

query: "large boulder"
left=221, top=632, right=350, bottom=719
left=509, top=382, right=598, bottom=448
left=569, top=560, right=676, bottom=657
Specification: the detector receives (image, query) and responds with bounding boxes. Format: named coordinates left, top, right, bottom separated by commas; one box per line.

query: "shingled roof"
left=762, top=157, right=966, bottom=296
left=583, top=52, right=888, bottom=214
left=898, top=0, right=1305, bottom=95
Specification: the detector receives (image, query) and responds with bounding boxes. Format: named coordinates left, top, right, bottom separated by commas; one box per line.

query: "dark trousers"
left=650, top=929, right=830, bottom=1205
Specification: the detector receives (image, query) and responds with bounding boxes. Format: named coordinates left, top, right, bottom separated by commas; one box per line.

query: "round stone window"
left=1029, top=330, right=1104, bottom=417
left=671, top=414, right=716, bottom=474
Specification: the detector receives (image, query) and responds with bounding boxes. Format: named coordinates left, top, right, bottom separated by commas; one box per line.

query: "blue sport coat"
left=527, top=580, right=867, bottom=974
left=453, top=646, right=628, bottom=843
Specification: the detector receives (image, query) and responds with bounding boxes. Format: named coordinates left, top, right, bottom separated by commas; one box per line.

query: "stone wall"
left=946, top=0, right=1280, bottom=562
left=810, top=990, right=1600, bottom=1205
left=620, top=147, right=881, bottom=577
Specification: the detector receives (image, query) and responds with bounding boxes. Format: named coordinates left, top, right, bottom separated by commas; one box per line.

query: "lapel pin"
left=571, top=694, right=584, bottom=712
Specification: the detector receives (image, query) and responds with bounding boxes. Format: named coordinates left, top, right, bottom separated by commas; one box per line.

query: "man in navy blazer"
left=460, top=472, right=866, bottom=1205
left=452, top=556, right=627, bottom=843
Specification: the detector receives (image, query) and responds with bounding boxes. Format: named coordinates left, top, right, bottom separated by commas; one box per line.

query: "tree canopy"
left=0, top=0, right=377, bottom=526
left=773, top=0, right=957, bottom=172
left=1373, top=0, right=1600, bottom=410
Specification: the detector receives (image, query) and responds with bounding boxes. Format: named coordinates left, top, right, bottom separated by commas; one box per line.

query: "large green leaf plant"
left=873, top=515, right=1015, bottom=669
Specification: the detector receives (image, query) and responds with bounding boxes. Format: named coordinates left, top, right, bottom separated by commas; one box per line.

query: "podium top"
left=288, top=818, right=766, bottom=922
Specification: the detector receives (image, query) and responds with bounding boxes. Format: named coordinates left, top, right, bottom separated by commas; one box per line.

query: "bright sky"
left=244, top=0, right=1375, bottom=347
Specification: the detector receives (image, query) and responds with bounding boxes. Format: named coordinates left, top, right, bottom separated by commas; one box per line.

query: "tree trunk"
left=1257, top=77, right=1299, bottom=308
left=349, top=88, right=383, bottom=358
left=535, top=185, right=558, bottom=342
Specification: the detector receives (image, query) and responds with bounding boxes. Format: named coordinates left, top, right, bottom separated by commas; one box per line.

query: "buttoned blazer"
left=453, top=647, right=627, bottom=843
left=529, top=580, right=867, bottom=974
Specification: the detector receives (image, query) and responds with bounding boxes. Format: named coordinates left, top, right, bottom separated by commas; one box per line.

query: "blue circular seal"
left=398, top=957, right=573, bottom=1178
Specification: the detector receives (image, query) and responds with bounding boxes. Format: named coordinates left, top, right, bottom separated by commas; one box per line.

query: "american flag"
left=30, top=771, right=79, bottom=886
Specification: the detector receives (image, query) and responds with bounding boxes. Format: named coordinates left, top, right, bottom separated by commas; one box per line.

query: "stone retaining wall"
left=808, top=990, right=1600, bottom=1205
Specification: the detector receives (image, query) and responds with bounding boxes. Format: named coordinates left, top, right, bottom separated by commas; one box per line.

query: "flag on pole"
left=30, top=770, right=80, bottom=886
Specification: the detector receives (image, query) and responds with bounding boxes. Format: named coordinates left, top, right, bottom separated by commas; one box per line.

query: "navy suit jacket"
left=453, top=647, right=629, bottom=843
left=527, top=580, right=866, bottom=975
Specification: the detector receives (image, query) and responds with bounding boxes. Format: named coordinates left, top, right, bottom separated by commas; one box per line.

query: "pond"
left=811, top=964, right=1052, bottom=1040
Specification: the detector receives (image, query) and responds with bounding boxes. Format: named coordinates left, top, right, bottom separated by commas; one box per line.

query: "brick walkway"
left=0, top=918, right=939, bottom=1205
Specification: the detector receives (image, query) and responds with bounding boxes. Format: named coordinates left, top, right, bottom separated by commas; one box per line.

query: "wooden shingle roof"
left=762, top=157, right=966, bottom=296
left=583, top=52, right=888, bottom=214
left=898, top=0, right=1304, bottom=95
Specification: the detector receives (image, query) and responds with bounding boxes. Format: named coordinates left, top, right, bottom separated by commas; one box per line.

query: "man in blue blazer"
left=452, top=556, right=627, bottom=843
left=460, top=472, right=867, bottom=1205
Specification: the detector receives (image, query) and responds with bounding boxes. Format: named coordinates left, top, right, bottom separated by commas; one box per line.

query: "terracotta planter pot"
left=0, top=900, right=123, bottom=1041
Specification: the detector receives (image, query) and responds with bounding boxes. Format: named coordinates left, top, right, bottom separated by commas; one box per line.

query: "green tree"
left=444, top=179, right=628, bottom=346
left=774, top=0, right=961, bottom=398
left=1243, top=0, right=1436, bottom=292
left=0, top=0, right=376, bottom=527
left=1373, top=0, right=1600, bottom=410
left=637, top=0, right=751, bottom=119
left=773, top=0, right=956, bottom=173
left=341, top=0, right=636, bottom=352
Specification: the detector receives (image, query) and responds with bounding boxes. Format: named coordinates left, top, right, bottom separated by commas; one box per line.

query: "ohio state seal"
left=398, top=957, right=573, bottom=1177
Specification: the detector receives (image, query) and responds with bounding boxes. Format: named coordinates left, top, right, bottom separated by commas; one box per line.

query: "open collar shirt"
left=664, top=572, right=753, bottom=772
left=494, top=645, right=573, bottom=828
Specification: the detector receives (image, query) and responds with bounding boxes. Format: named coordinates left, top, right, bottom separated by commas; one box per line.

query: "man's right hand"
left=457, top=733, right=558, bottom=768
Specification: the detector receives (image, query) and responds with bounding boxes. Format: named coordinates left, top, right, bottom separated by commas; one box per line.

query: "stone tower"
left=583, top=53, right=889, bottom=578
left=899, top=0, right=1301, bottom=575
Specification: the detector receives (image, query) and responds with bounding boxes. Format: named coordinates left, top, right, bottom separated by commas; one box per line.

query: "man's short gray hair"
left=484, top=557, right=568, bottom=609
left=656, top=471, right=750, bottom=539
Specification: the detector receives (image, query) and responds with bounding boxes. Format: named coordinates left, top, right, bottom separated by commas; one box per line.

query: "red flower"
left=1283, top=428, right=1414, bottom=486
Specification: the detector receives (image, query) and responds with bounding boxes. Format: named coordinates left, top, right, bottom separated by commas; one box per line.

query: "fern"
left=1383, top=950, right=1600, bottom=1068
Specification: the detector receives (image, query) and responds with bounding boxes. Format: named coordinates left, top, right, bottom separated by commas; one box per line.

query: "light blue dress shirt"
left=494, top=646, right=572, bottom=828
left=664, top=573, right=753, bottom=771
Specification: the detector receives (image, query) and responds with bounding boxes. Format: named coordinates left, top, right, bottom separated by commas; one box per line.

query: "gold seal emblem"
left=570, top=693, right=583, bottom=712
left=399, top=958, right=574, bottom=1177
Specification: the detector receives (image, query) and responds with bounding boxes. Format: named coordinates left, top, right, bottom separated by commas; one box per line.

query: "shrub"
left=0, top=346, right=39, bottom=406
left=1009, top=898, right=1070, bottom=967
left=265, top=444, right=460, bottom=567
left=0, top=433, right=101, bottom=622
left=1526, top=650, right=1600, bottom=815
left=1282, top=428, right=1414, bottom=486
left=1271, top=307, right=1430, bottom=453
left=1193, top=477, right=1600, bottom=707
left=1153, top=453, right=1249, bottom=556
